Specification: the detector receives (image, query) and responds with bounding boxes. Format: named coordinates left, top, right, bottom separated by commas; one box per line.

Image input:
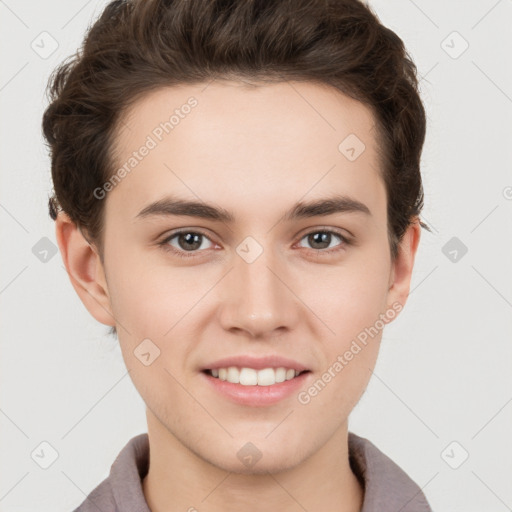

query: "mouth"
left=202, top=367, right=311, bottom=386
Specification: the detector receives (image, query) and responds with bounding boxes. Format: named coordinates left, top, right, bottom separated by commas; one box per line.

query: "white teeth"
left=227, top=366, right=240, bottom=383
left=257, top=368, right=276, bottom=386
left=275, top=367, right=286, bottom=383
left=239, top=367, right=257, bottom=385
left=209, top=366, right=302, bottom=386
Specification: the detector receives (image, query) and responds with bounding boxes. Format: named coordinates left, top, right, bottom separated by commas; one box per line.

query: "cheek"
left=105, top=254, right=216, bottom=383
left=293, top=251, right=390, bottom=404
left=106, top=251, right=202, bottom=334
left=106, top=256, right=196, bottom=400
left=296, top=252, right=391, bottom=339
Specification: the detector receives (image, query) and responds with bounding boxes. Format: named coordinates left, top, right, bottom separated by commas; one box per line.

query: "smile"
left=205, top=366, right=309, bottom=386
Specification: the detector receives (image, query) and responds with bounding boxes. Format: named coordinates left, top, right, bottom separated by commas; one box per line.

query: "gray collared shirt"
left=73, top=432, right=433, bottom=511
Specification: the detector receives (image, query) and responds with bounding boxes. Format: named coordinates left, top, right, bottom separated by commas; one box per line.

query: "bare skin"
left=56, top=79, right=420, bottom=512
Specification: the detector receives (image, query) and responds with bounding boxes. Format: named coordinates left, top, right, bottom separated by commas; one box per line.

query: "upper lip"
left=202, top=355, right=310, bottom=372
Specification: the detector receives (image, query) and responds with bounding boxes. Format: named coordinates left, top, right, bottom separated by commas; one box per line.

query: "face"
left=73, top=80, right=416, bottom=474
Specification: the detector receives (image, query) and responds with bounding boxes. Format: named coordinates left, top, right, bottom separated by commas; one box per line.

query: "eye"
left=158, top=228, right=352, bottom=260
left=159, top=230, right=215, bottom=258
left=297, top=229, right=350, bottom=255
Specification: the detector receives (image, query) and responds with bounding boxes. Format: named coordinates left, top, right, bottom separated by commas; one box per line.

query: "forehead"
left=107, top=80, right=385, bottom=225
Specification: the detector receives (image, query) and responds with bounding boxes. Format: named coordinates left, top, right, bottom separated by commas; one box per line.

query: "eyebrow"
left=134, top=194, right=371, bottom=223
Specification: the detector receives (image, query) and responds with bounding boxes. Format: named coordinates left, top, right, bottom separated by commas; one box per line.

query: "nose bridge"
left=220, top=236, right=296, bottom=336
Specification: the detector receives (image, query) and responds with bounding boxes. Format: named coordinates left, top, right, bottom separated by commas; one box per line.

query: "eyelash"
left=158, top=228, right=352, bottom=260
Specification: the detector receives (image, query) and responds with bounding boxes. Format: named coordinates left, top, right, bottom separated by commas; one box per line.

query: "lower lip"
left=201, top=371, right=312, bottom=407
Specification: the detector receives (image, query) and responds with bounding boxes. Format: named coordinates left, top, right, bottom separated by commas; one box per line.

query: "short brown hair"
left=43, top=0, right=430, bottom=324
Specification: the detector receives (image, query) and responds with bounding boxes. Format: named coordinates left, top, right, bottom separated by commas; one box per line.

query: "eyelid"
left=296, top=224, right=352, bottom=241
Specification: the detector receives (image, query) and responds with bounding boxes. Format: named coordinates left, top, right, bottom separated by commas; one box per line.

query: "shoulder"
left=71, top=433, right=150, bottom=512
left=348, top=432, right=433, bottom=512
left=72, top=478, right=116, bottom=511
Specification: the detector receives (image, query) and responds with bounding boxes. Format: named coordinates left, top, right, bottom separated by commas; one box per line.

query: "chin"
left=217, top=454, right=303, bottom=476
left=202, top=441, right=307, bottom=476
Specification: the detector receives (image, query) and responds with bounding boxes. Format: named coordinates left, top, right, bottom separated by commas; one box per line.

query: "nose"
left=218, top=244, right=300, bottom=339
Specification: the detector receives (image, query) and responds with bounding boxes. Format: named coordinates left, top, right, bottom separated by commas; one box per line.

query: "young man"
left=44, top=0, right=433, bottom=510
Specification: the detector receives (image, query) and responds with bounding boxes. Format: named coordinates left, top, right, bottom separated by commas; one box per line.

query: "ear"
left=386, top=218, right=421, bottom=313
left=55, top=211, right=115, bottom=327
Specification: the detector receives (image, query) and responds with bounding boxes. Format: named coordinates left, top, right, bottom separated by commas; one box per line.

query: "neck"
left=142, top=411, right=364, bottom=512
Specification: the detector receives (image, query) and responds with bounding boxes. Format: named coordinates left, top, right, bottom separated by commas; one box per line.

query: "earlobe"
left=386, top=218, right=422, bottom=311
left=55, top=212, right=116, bottom=327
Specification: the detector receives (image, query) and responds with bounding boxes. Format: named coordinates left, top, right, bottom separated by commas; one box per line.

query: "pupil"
left=180, top=233, right=201, bottom=250
left=309, top=232, right=330, bottom=249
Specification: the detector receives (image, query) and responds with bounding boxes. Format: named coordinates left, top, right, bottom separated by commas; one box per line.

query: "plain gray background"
left=1, top=1, right=511, bottom=511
